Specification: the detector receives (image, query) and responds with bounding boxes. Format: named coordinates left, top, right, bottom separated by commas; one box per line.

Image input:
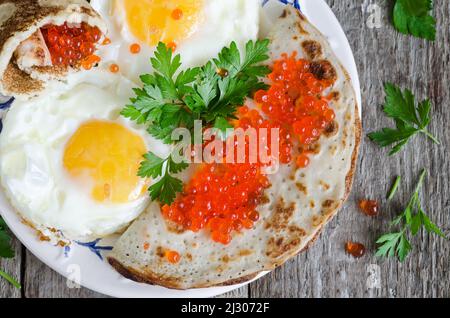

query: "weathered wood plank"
left=249, top=0, right=450, bottom=298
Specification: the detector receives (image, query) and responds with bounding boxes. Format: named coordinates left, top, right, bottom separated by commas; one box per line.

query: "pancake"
left=0, top=0, right=107, bottom=99
left=108, top=6, right=361, bottom=290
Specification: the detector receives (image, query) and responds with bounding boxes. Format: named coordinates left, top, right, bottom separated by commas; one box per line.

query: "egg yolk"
left=118, top=0, right=204, bottom=46
left=63, top=120, right=147, bottom=203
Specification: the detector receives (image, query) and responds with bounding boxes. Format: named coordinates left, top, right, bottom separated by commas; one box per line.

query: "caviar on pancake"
left=255, top=52, right=336, bottom=168
left=41, top=22, right=103, bottom=70
left=162, top=52, right=337, bottom=246
left=162, top=108, right=290, bottom=245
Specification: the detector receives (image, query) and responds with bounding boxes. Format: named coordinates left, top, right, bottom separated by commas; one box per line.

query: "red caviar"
left=359, top=199, right=380, bottom=217
left=130, top=43, right=141, bottom=54
left=254, top=52, right=336, bottom=167
left=345, top=241, right=366, bottom=258
left=102, top=37, right=111, bottom=45
left=41, top=22, right=102, bottom=68
left=162, top=108, right=291, bottom=245
left=161, top=53, right=336, bottom=245
left=81, top=54, right=100, bottom=70
left=171, top=8, right=184, bottom=20
left=296, top=154, right=310, bottom=168
left=109, top=63, right=120, bottom=73
left=166, top=250, right=181, bottom=264
left=162, top=162, right=271, bottom=245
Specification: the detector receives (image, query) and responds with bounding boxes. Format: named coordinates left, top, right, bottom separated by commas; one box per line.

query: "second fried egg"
left=92, top=0, right=260, bottom=83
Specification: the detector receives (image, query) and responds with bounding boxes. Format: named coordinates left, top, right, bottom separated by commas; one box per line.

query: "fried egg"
left=91, top=0, right=260, bottom=83
left=0, top=72, right=170, bottom=241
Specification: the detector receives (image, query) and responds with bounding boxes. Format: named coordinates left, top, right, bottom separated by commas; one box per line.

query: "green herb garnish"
left=393, top=0, right=436, bottom=41
left=0, top=270, right=21, bottom=289
left=368, top=83, right=439, bottom=155
left=0, top=217, right=21, bottom=289
left=387, top=176, right=401, bottom=201
left=122, top=40, right=270, bottom=204
left=376, top=169, right=446, bottom=262
left=137, top=152, right=188, bottom=205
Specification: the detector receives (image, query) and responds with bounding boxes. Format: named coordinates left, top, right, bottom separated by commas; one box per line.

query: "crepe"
left=108, top=6, right=361, bottom=289
left=0, top=0, right=107, bottom=99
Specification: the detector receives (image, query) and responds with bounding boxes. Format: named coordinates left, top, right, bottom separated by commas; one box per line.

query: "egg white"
left=0, top=72, right=170, bottom=241
left=91, top=0, right=260, bottom=84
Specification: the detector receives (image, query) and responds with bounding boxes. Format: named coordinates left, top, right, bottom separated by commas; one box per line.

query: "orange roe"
left=161, top=53, right=336, bottom=245
left=143, top=242, right=150, bottom=251
left=171, top=8, right=184, bottom=20
left=296, top=154, right=310, bottom=168
left=162, top=163, right=270, bottom=245
left=254, top=52, right=336, bottom=167
left=81, top=54, right=100, bottom=70
left=359, top=199, right=380, bottom=217
left=130, top=43, right=141, bottom=54
left=345, top=241, right=366, bottom=258
left=41, top=22, right=102, bottom=68
left=109, top=63, right=120, bottom=73
left=235, top=106, right=293, bottom=164
left=166, top=250, right=181, bottom=264
left=162, top=108, right=291, bottom=245
left=167, top=41, right=177, bottom=52
left=102, top=37, right=111, bottom=45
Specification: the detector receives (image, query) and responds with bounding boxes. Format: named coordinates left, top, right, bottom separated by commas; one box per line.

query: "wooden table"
left=1, top=0, right=449, bottom=298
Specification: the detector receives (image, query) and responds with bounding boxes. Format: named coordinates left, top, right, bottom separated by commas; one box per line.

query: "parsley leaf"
left=393, top=0, right=436, bottom=41
left=138, top=152, right=188, bottom=205
left=151, top=42, right=181, bottom=80
left=387, top=176, right=402, bottom=200
left=213, top=39, right=271, bottom=78
left=138, top=153, right=165, bottom=179
left=168, top=155, right=189, bottom=174
left=376, top=169, right=446, bottom=262
left=214, top=116, right=234, bottom=140
left=148, top=173, right=183, bottom=205
left=368, top=83, right=439, bottom=155
left=122, top=40, right=270, bottom=204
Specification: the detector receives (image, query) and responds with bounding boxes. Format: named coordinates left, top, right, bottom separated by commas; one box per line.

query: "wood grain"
left=1, top=0, right=449, bottom=298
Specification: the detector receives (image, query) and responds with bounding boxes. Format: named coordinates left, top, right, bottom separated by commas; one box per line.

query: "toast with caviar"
left=0, top=0, right=107, bottom=99
left=108, top=6, right=361, bottom=289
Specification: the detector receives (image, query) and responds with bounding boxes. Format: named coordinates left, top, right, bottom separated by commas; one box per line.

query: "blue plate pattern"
left=0, top=97, right=13, bottom=110
left=75, top=239, right=113, bottom=261
left=264, top=0, right=301, bottom=10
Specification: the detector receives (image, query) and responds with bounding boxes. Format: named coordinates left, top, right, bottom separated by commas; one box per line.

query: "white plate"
left=0, top=0, right=361, bottom=298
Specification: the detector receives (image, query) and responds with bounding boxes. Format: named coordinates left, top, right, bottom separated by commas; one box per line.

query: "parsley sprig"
left=376, top=169, right=446, bottom=262
left=393, top=0, right=436, bottom=41
left=368, top=83, right=439, bottom=155
left=122, top=40, right=270, bottom=204
left=137, top=152, right=188, bottom=205
left=0, top=217, right=21, bottom=288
